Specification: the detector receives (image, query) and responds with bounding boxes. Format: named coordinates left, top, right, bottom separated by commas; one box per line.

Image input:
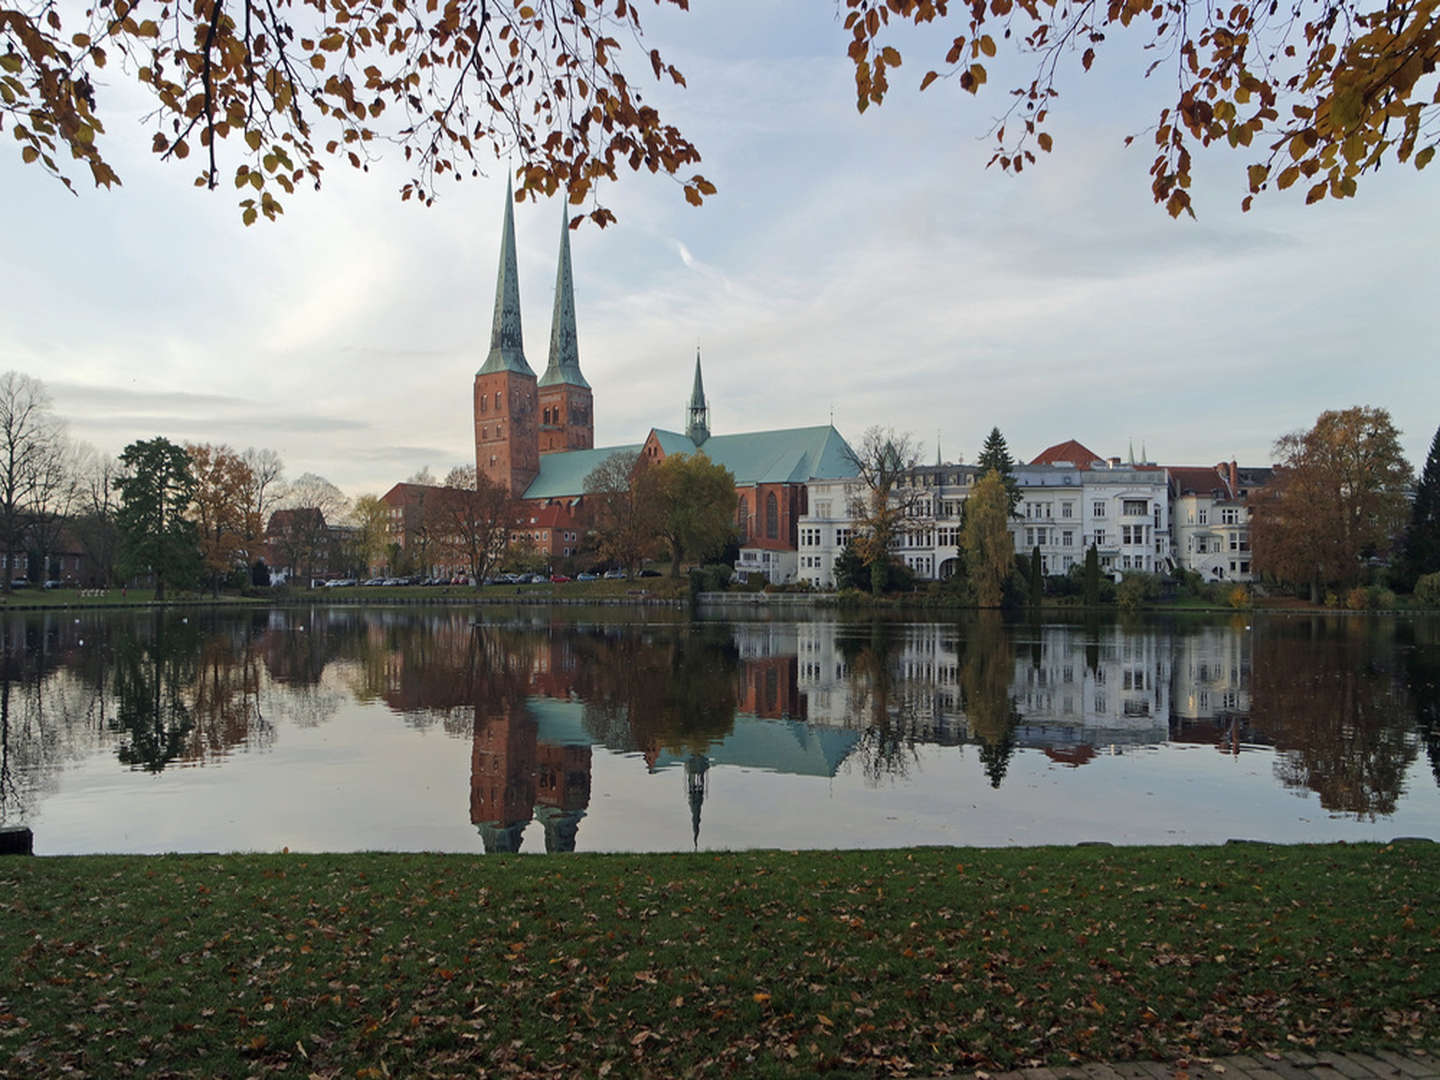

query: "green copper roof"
left=522, top=442, right=645, bottom=499
left=538, top=203, right=589, bottom=389
left=520, top=424, right=858, bottom=500
left=478, top=180, right=536, bottom=378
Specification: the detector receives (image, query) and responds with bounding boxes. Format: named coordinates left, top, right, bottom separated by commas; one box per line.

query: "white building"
left=1168, top=461, right=1270, bottom=582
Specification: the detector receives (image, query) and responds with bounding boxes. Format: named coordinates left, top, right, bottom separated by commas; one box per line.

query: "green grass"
left=1, top=844, right=1436, bottom=1077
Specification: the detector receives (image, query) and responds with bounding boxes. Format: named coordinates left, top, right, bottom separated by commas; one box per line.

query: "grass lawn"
left=1, top=844, right=1436, bottom=1078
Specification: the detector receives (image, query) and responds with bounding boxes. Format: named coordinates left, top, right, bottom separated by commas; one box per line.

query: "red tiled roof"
left=1030, top=439, right=1104, bottom=469
left=1167, top=466, right=1231, bottom=498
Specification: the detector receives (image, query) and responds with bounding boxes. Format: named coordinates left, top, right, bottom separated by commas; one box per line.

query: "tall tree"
left=845, top=427, right=922, bottom=594
left=962, top=469, right=1014, bottom=608
left=0, top=372, right=67, bottom=593
left=1250, top=406, right=1411, bottom=600
left=273, top=473, right=350, bottom=585
left=186, top=443, right=254, bottom=595
left=349, top=494, right=392, bottom=578
left=4, top=0, right=710, bottom=224
left=1083, top=543, right=1101, bottom=607
left=1400, top=424, right=1440, bottom=589
left=239, top=446, right=286, bottom=563
left=652, top=452, right=736, bottom=577
left=71, top=444, right=122, bottom=586
left=584, top=451, right=658, bottom=580
left=435, top=465, right=517, bottom=586
left=976, top=427, right=1021, bottom=516
left=115, top=437, right=201, bottom=602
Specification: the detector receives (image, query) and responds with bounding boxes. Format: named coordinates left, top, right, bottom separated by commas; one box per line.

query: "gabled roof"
left=522, top=442, right=646, bottom=499
left=1030, top=439, right=1105, bottom=469
left=1167, top=466, right=1231, bottom=499
left=519, top=425, right=859, bottom=500
left=682, top=425, right=859, bottom=486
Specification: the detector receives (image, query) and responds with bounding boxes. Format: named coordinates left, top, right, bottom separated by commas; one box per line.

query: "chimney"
left=1108, top=456, right=1121, bottom=468
left=1228, top=460, right=1238, bottom=495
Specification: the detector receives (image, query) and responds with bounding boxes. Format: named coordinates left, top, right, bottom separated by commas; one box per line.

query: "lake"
left=3, top=605, right=1438, bottom=854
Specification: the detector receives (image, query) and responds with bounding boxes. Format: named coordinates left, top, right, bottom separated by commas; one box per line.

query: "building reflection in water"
left=2, top=609, right=1434, bottom=847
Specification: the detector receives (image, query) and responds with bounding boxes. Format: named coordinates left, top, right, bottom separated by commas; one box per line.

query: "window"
left=766, top=492, right=779, bottom=539
left=1093, top=501, right=1106, bottom=517
left=1196, top=536, right=1208, bottom=553
left=1123, top=499, right=1147, bottom=516
left=1062, top=530, right=1073, bottom=547
left=1198, top=508, right=1208, bottom=524
left=1062, top=502, right=1073, bottom=519
left=494, top=391, right=501, bottom=410
left=1221, top=508, right=1239, bottom=525
left=1094, top=529, right=1105, bottom=547
left=816, top=501, right=831, bottom=518
left=836, top=528, right=852, bottom=547
left=1026, top=528, right=1035, bottom=547
left=737, top=497, right=749, bottom=542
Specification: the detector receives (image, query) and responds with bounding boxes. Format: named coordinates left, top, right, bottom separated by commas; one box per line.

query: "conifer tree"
left=1029, top=546, right=1043, bottom=607
left=1401, top=424, right=1440, bottom=589
left=976, top=428, right=1021, bottom=515
left=1084, top=543, right=1101, bottom=607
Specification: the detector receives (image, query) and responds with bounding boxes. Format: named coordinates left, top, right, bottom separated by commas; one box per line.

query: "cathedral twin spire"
left=478, top=179, right=588, bottom=390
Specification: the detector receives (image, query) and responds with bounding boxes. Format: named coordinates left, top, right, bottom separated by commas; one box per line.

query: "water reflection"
left=1, top=608, right=1437, bottom=851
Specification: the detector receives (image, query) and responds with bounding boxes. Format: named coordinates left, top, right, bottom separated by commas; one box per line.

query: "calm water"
left=3, top=606, right=1438, bottom=854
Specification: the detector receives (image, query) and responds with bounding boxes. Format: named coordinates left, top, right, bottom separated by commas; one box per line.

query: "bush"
left=1346, top=586, right=1370, bottom=610
left=689, top=563, right=733, bottom=595
left=1226, top=584, right=1251, bottom=610
left=1415, top=572, right=1440, bottom=608
left=1116, top=572, right=1160, bottom=611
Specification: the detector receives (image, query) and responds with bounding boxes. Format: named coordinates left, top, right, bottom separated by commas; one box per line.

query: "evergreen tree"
left=1083, top=543, right=1100, bottom=606
left=976, top=427, right=1021, bottom=515
left=115, top=437, right=201, bottom=602
left=1401, top=424, right=1440, bottom=589
left=1029, top=546, right=1042, bottom=607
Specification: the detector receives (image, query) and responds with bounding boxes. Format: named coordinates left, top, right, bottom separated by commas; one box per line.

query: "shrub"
left=1415, top=572, right=1440, bottom=608
left=1226, top=584, right=1251, bottom=609
left=1116, top=572, right=1159, bottom=611
left=1346, top=586, right=1370, bottom=610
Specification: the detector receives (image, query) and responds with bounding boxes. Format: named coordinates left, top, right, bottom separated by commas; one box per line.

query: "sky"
left=3, top=1, right=1436, bottom=499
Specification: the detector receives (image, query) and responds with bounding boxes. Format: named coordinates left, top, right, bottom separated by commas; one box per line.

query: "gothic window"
left=494, top=391, right=501, bottom=411
left=766, top=492, right=779, bottom=539
left=738, top=497, right=749, bottom=542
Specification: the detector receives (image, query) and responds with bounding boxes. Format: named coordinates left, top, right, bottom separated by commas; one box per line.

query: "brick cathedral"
left=473, top=184, right=859, bottom=577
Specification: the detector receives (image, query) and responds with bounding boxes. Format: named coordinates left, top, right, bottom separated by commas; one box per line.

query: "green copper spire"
left=478, top=180, right=534, bottom=377
left=538, top=202, right=589, bottom=389
left=686, top=348, right=710, bottom=445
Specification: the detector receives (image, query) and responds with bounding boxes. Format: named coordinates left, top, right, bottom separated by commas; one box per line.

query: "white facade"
left=1169, top=464, right=1267, bottom=583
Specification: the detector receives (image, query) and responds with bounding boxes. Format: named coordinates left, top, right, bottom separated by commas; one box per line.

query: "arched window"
left=766, top=492, right=779, bottom=539
left=737, top=497, right=749, bottom=542
left=494, top=391, right=502, bottom=411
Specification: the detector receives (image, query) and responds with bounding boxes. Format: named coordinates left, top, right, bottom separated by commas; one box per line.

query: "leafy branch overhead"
left=842, top=0, right=1440, bottom=216
left=0, top=0, right=713, bottom=224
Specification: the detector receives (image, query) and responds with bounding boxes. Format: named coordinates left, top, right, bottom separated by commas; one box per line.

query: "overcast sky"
left=4, top=1, right=1435, bottom=498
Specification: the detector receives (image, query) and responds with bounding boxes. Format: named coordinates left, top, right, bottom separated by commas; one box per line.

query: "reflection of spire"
left=536, top=804, right=586, bottom=853
left=477, top=820, right=528, bottom=853
left=684, top=752, right=709, bottom=849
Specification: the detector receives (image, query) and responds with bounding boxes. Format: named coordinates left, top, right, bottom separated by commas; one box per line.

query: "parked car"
left=576, top=572, right=598, bottom=581
left=363, top=578, right=385, bottom=586
left=602, top=569, right=625, bottom=580
left=637, top=569, right=661, bottom=578
left=549, top=574, right=572, bottom=584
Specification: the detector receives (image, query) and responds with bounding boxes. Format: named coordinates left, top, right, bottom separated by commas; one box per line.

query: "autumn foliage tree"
left=962, top=468, right=1014, bottom=608
left=435, top=465, right=517, bottom=585
left=583, top=450, right=657, bottom=578
left=1250, top=406, right=1411, bottom=600
left=846, top=426, right=922, bottom=594
left=842, top=0, right=1440, bottom=216
left=651, top=451, right=735, bottom=577
left=1, top=0, right=714, bottom=224
left=186, top=443, right=253, bottom=594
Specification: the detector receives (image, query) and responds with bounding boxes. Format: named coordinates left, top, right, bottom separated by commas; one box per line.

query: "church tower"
left=475, top=181, right=540, bottom=498
left=537, top=204, right=594, bottom=454
left=685, top=349, right=710, bottom=446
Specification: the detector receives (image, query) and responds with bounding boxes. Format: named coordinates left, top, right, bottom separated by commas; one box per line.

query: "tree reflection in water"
left=1253, top=617, right=1417, bottom=818
left=961, top=613, right=1021, bottom=789
left=839, top=621, right=920, bottom=785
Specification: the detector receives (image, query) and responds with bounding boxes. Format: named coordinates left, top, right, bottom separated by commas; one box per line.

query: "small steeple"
left=478, top=179, right=534, bottom=377
left=538, top=201, right=590, bottom=390
left=685, top=752, right=709, bottom=850
left=686, top=348, right=710, bottom=445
